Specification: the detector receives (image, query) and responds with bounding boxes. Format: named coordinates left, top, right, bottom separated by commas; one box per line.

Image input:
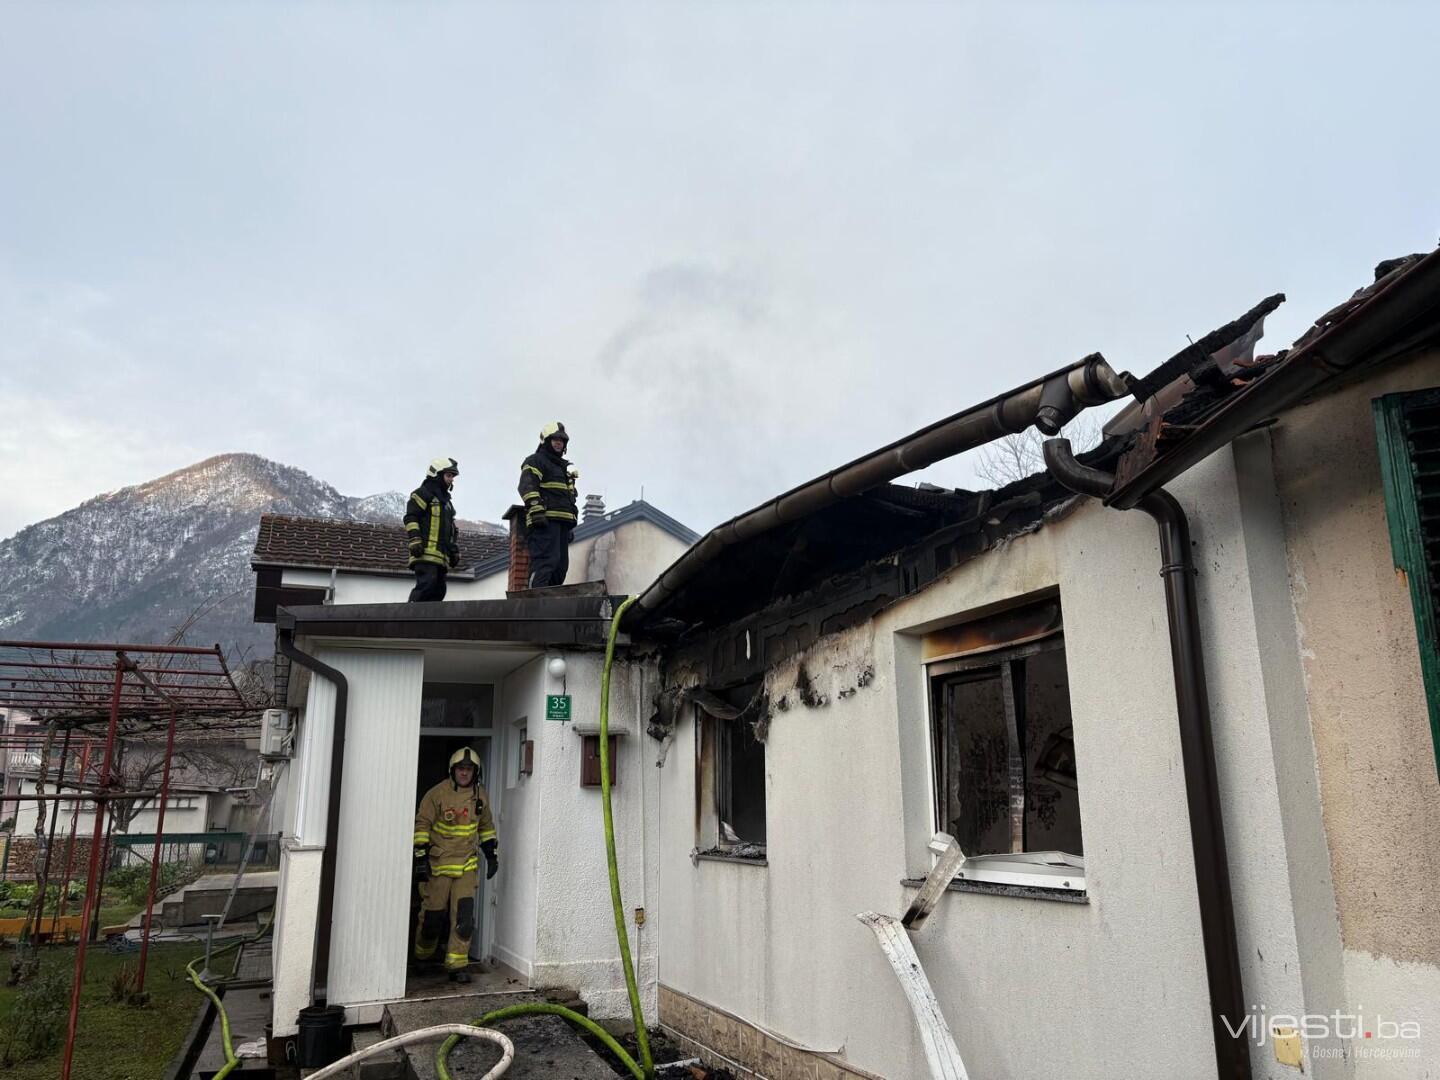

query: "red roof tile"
left=253, top=515, right=508, bottom=574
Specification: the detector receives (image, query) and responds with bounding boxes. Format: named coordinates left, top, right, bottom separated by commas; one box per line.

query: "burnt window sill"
left=694, top=847, right=768, bottom=867
left=901, top=877, right=1088, bottom=904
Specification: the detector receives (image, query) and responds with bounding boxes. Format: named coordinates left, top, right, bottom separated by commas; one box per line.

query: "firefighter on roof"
left=406, top=457, right=462, bottom=601
left=412, top=746, right=498, bottom=982
left=517, top=422, right=579, bottom=588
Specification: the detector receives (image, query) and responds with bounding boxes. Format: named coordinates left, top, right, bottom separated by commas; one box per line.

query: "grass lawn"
left=0, top=939, right=235, bottom=1079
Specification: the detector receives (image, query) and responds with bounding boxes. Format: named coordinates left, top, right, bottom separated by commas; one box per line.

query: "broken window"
left=926, top=597, right=1084, bottom=890
left=696, top=682, right=767, bottom=857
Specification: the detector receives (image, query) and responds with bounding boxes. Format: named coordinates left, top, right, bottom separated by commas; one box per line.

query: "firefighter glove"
left=413, top=846, right=431, bottom=883
left=481, top=839, right=499, bottom=880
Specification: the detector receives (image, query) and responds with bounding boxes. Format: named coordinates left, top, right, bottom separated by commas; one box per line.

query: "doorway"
left=408, top=681, right=495, bottom=993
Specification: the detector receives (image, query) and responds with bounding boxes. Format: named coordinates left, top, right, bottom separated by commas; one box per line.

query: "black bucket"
left=296, top=1004, right=346, bottom=1068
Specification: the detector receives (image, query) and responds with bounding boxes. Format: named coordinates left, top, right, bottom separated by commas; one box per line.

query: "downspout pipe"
left=277, top=627, right=348, bottom=1007
left=629, top=354, right=1129, bottom=626
left=1043, top=439, right=1249, bottom=1080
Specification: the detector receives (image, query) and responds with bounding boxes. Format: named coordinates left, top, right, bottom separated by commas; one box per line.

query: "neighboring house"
left=251, top=496, right=699, bottom=615
left=252, top=250, right=1440, bottom=1079
left=7, top=735, right=259, bottom=871
left=1, top=708, right=41, bottom=813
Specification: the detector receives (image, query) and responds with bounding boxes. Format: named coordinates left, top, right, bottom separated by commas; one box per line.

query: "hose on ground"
left=439, top=1003, right=642, bottom=1079
left=184, top=910, right=275, bottom=1080
left=306, top=1023, right=514, bottom=1080
left=437, top=594, right=655, bottom=1080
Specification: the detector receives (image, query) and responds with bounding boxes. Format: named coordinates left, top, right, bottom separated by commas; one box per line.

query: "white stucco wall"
left=565, top=519, right=692, bottom=598
left=525, top=650, right=661, bottom=1020
left=657, top=449, right=1345, bottom=1079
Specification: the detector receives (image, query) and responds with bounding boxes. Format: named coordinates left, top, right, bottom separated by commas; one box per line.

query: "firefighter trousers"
left=525, top=524, right=572, bottom=589
left=409, top=563, right=448, bottom=602
left=413, top=870, right=477, bottom=970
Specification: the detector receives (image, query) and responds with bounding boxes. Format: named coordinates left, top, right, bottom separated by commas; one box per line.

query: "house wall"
left=11, top=784, right=209, bottom=841
left=491, top=655, right=545, bottom=978
left=566, top=519, right=692, bottom=597
left=656, top=449, right=1346, bottom=1080
left=1268, top=349, right=1440, bottom=1078
left=525, top=649, right=661, bottom=1020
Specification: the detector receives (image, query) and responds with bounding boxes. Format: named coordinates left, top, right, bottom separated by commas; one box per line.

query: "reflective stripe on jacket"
left=413, top=777, right=496, bottom=868
left=517, top=445, right=578, bottom=528
left=404, top=477, right=460, bottom=569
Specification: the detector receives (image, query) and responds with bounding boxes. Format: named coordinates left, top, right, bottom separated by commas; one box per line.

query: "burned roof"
left=1106, top=248, right=1440, bottom=507
left=252, top=514, right=508, bottom=576
left=634, top=464, right=1107, bottom=637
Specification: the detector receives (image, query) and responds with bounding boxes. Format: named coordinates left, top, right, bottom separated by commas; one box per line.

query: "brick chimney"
left=582, top=493, right=606, bottom=523
left=503, top=505, right=531, bottom=593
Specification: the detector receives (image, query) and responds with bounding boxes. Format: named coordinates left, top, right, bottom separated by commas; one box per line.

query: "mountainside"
left=0, top=454, right=502, bottom=658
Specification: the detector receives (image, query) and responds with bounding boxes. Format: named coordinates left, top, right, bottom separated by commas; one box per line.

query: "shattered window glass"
left=929, top=615, right=1083, bottom=867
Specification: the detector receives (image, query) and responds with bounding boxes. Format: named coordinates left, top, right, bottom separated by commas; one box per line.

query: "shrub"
left=0, top=968, right=69, bottom=1065
left=109, top=961, right=138, bottom=1003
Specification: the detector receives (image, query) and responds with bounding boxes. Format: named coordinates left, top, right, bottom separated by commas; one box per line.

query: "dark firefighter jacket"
left=405, top=477, right=460, bottom=569
left=517, top=445, right=578, bottom=529
left=413, top=778, right=497, bottom=877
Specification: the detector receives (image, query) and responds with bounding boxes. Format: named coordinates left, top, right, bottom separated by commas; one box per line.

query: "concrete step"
left=349, top=1028, right=407, bottom=1080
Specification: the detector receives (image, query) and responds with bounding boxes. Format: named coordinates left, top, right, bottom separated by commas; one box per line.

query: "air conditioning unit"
left=260, top=708, right=294, bottom=759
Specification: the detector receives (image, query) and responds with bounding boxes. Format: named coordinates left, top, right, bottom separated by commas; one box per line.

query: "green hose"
left=438, top=1003, right=642, bottom=1078
left=438, top=594, right=655, bottom=1080
left=184, top=914, right=273, bottom=1080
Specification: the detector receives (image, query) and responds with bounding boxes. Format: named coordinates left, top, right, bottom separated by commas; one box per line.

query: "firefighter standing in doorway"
left=518, top=422, right=579, bottom=588
left=412, top=747, right=498, bottom=982
left=406, top=457, right=462, bottom=601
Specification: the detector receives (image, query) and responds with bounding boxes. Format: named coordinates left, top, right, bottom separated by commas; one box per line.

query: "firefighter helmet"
left=427, top=456, right=460, bottom=479
left=449, top=747, right=481, bottom=771
left=539, top=422, right=569, bottom=445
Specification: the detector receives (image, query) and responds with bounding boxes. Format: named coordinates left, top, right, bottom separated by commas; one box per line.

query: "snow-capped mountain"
left=0, top=453, right=501, bottom=657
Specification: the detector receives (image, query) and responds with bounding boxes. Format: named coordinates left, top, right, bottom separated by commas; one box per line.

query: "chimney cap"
left=582, top=493, right=606, bottom=522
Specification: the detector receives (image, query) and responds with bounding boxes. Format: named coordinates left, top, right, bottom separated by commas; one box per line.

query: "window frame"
left=926, top=632, right=1086, bottom=893
left=695, top=694, right=768, bottom=860
left=1373, top=387, right=1440, bottom=780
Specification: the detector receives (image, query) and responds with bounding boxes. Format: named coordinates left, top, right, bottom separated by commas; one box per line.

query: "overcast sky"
left=2, top=1, right=1436, bottom=540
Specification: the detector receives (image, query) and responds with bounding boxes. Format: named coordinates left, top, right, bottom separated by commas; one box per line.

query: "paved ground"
left=405, top=958, right=528, bottom=1000
left=195, top=981, right=274, bottom=1075
left=386, top=992, right=619, bottom=1080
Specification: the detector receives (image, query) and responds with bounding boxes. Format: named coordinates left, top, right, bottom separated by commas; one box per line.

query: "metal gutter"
left=276, top=629, right=348, bottom=1008
left=628, top=354, right=1129, bottom=625
left=1107, top=249, right=1440, bottom=509
left=1043, top=439, right=1249, bottom=1080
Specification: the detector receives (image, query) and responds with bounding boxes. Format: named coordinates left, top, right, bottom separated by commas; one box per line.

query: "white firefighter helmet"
left=427, top=456, right=460, bottom=479
left=449, top=746, right=482, bottom=783
left=539, top=422, right=569, bottom=445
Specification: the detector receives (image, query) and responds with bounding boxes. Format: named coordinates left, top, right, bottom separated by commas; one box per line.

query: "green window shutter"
left=1373, top=387, right=1440, bottom=781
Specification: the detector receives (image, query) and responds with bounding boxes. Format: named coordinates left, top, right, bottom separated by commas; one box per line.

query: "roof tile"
left=253, top=515, right=508, bottom=573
